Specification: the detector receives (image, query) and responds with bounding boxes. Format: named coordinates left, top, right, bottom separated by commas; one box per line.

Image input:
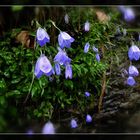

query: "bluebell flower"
left=123, top=8, right=135, bottom=22
left=85, top=91, right=90, bottom=97
left=84, top=21, right=90, bottom=32
left=86, top=114, right=92, bottom=123
left=58, top=32, right=74, bottom=49
left=36, top=27, right=50, bottom=47
left=95, top=53, right=100, bottom=62
left=54, top=48, right=71, bottom=66
left=128, top=45, right=140, bottom=61
left=65, top=64, right=72, bottom=79
left=34, top=54, right=53, bottom=78
left=93, top=46, right=99, bottom=53
left=42, top=121, right=55, bottom=134
left=128, top=65, right=139, bottom=77
left=64, top=14, right=69, bottom=24
left=127, top=76, right=136, bottom=86
left=54, top=63, right=61, bottom=75
left=118, top=6, right=135, bottom=22
left=84, top=42, right=90, bottom=53
left=70, top=119, right=78, bottom=128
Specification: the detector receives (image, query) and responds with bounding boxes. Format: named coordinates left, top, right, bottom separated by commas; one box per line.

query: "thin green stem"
left=127, top=28, right=140, bottom=32
left=40, top=49, right=43, bottom=55
left=48, top=20, right=61, bottom=32
left=23, top=66, right=35, bottom=104
left=36, top=20, right=41, bottom=28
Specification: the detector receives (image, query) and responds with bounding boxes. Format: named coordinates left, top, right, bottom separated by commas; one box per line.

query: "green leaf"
left=0, top=96, right=5, bottom=105
left=11, top=78, right=21, bottom=84
left=6, top=90, right=21, bottom=97
left=31, top=86, right=38, bottom=97
left=64, top=80, right=73, bottom=90
left=0, top=79, right=6, bottom=94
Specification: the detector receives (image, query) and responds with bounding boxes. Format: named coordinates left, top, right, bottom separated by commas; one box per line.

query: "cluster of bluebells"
left=84, top=42, right=100, bottom=62
left=35, top=20, right=94, bottom=130
left=127, top=44, right=140, bottom=86
left=35, top=25, right=75, bottom=79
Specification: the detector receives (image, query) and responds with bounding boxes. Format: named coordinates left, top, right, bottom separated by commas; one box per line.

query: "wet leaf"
left=96, top=10, right=110, bottom=23
left=16, top=31, right=35, bottom=48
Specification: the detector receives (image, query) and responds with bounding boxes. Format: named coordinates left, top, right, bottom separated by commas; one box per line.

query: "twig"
left=98, top=71, right=106, bottom=113
left=98, top=44, right=106, bottom=113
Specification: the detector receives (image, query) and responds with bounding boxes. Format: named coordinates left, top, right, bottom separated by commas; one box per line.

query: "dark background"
left=0, top=0, right=139, bottom=5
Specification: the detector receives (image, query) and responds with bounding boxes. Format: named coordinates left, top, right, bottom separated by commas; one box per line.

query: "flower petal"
left=127, top=76, right=136, bottom=86
left=129, top=65, right=139, bottom=77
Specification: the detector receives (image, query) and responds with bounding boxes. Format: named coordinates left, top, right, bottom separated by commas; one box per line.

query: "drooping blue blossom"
left=85, top=91, right=90, bottom=97
left=70, top=119, right=78, bottom=128
left=118, top=6, right=135, bottom=22
left=54, top=48, right=71, bottom=66
left=128, top=65, right=139, bottom=77
left=65, top=64, right=72, bottom=79
left=84, top=42, right=90, bottom=53
left=42, top=121, right=55, bottom=134
left=54, top=63, right=61, bottom=75
left=64, top=14, right=69, bottom=24
left=123, top=8, right=135, bottom=22
left=86, top=114, right=92, bottom=123
left=93, top=46, right=99, bottom=53
left=95, top=53, right=100, bottom=62
left=34, top=54, right=53, bottom=78
left=127, top=76, right=136, bottom=86
left=128, top=45, right=140, bottom=61
left=58, top=31, right=75, bottom=49
left=84, top=21, right=90, bottom=32
left=36, top=27, right=50, bottom=47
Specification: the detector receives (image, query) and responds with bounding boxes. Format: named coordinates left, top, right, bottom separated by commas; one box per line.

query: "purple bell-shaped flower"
left=84, top=42, right=90, bottom=53
left=92, top=46, right=99, bottom=53
left=42, top=121, right=55, bottom=134
left=118, top=6, right=135, bottom=22
left=54, top=48, right=71, bottom=66
left=127, top=76, right=136, bottom=86
left=85, top=91, right=90, bottom=97
left=58, top=31, right=75, bottom=49
left=95, top=53, right=100, bottom=62
left=64, top=14, right=69, bottom=24
left=34, top=54, right=53, bottom=78
left=54, top=63, right=61, bottom=75
left=128, top=65, right=139, bottom=77
left=84, top=21, right=90, bottom=32
left=36, top=27, right=50, bottom=47
left=70, top=119, right=78, bottom=128
left=128, top=45, right=140, bottom=61
left=86, top=114, right=92, bottom=123
left=65, top=64, right=72, bottom=79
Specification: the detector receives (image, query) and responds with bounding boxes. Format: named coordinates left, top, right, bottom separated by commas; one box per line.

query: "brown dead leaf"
left=96, top=10, right=110, bottom=23
left=16, top=31, right=35, bottom=49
